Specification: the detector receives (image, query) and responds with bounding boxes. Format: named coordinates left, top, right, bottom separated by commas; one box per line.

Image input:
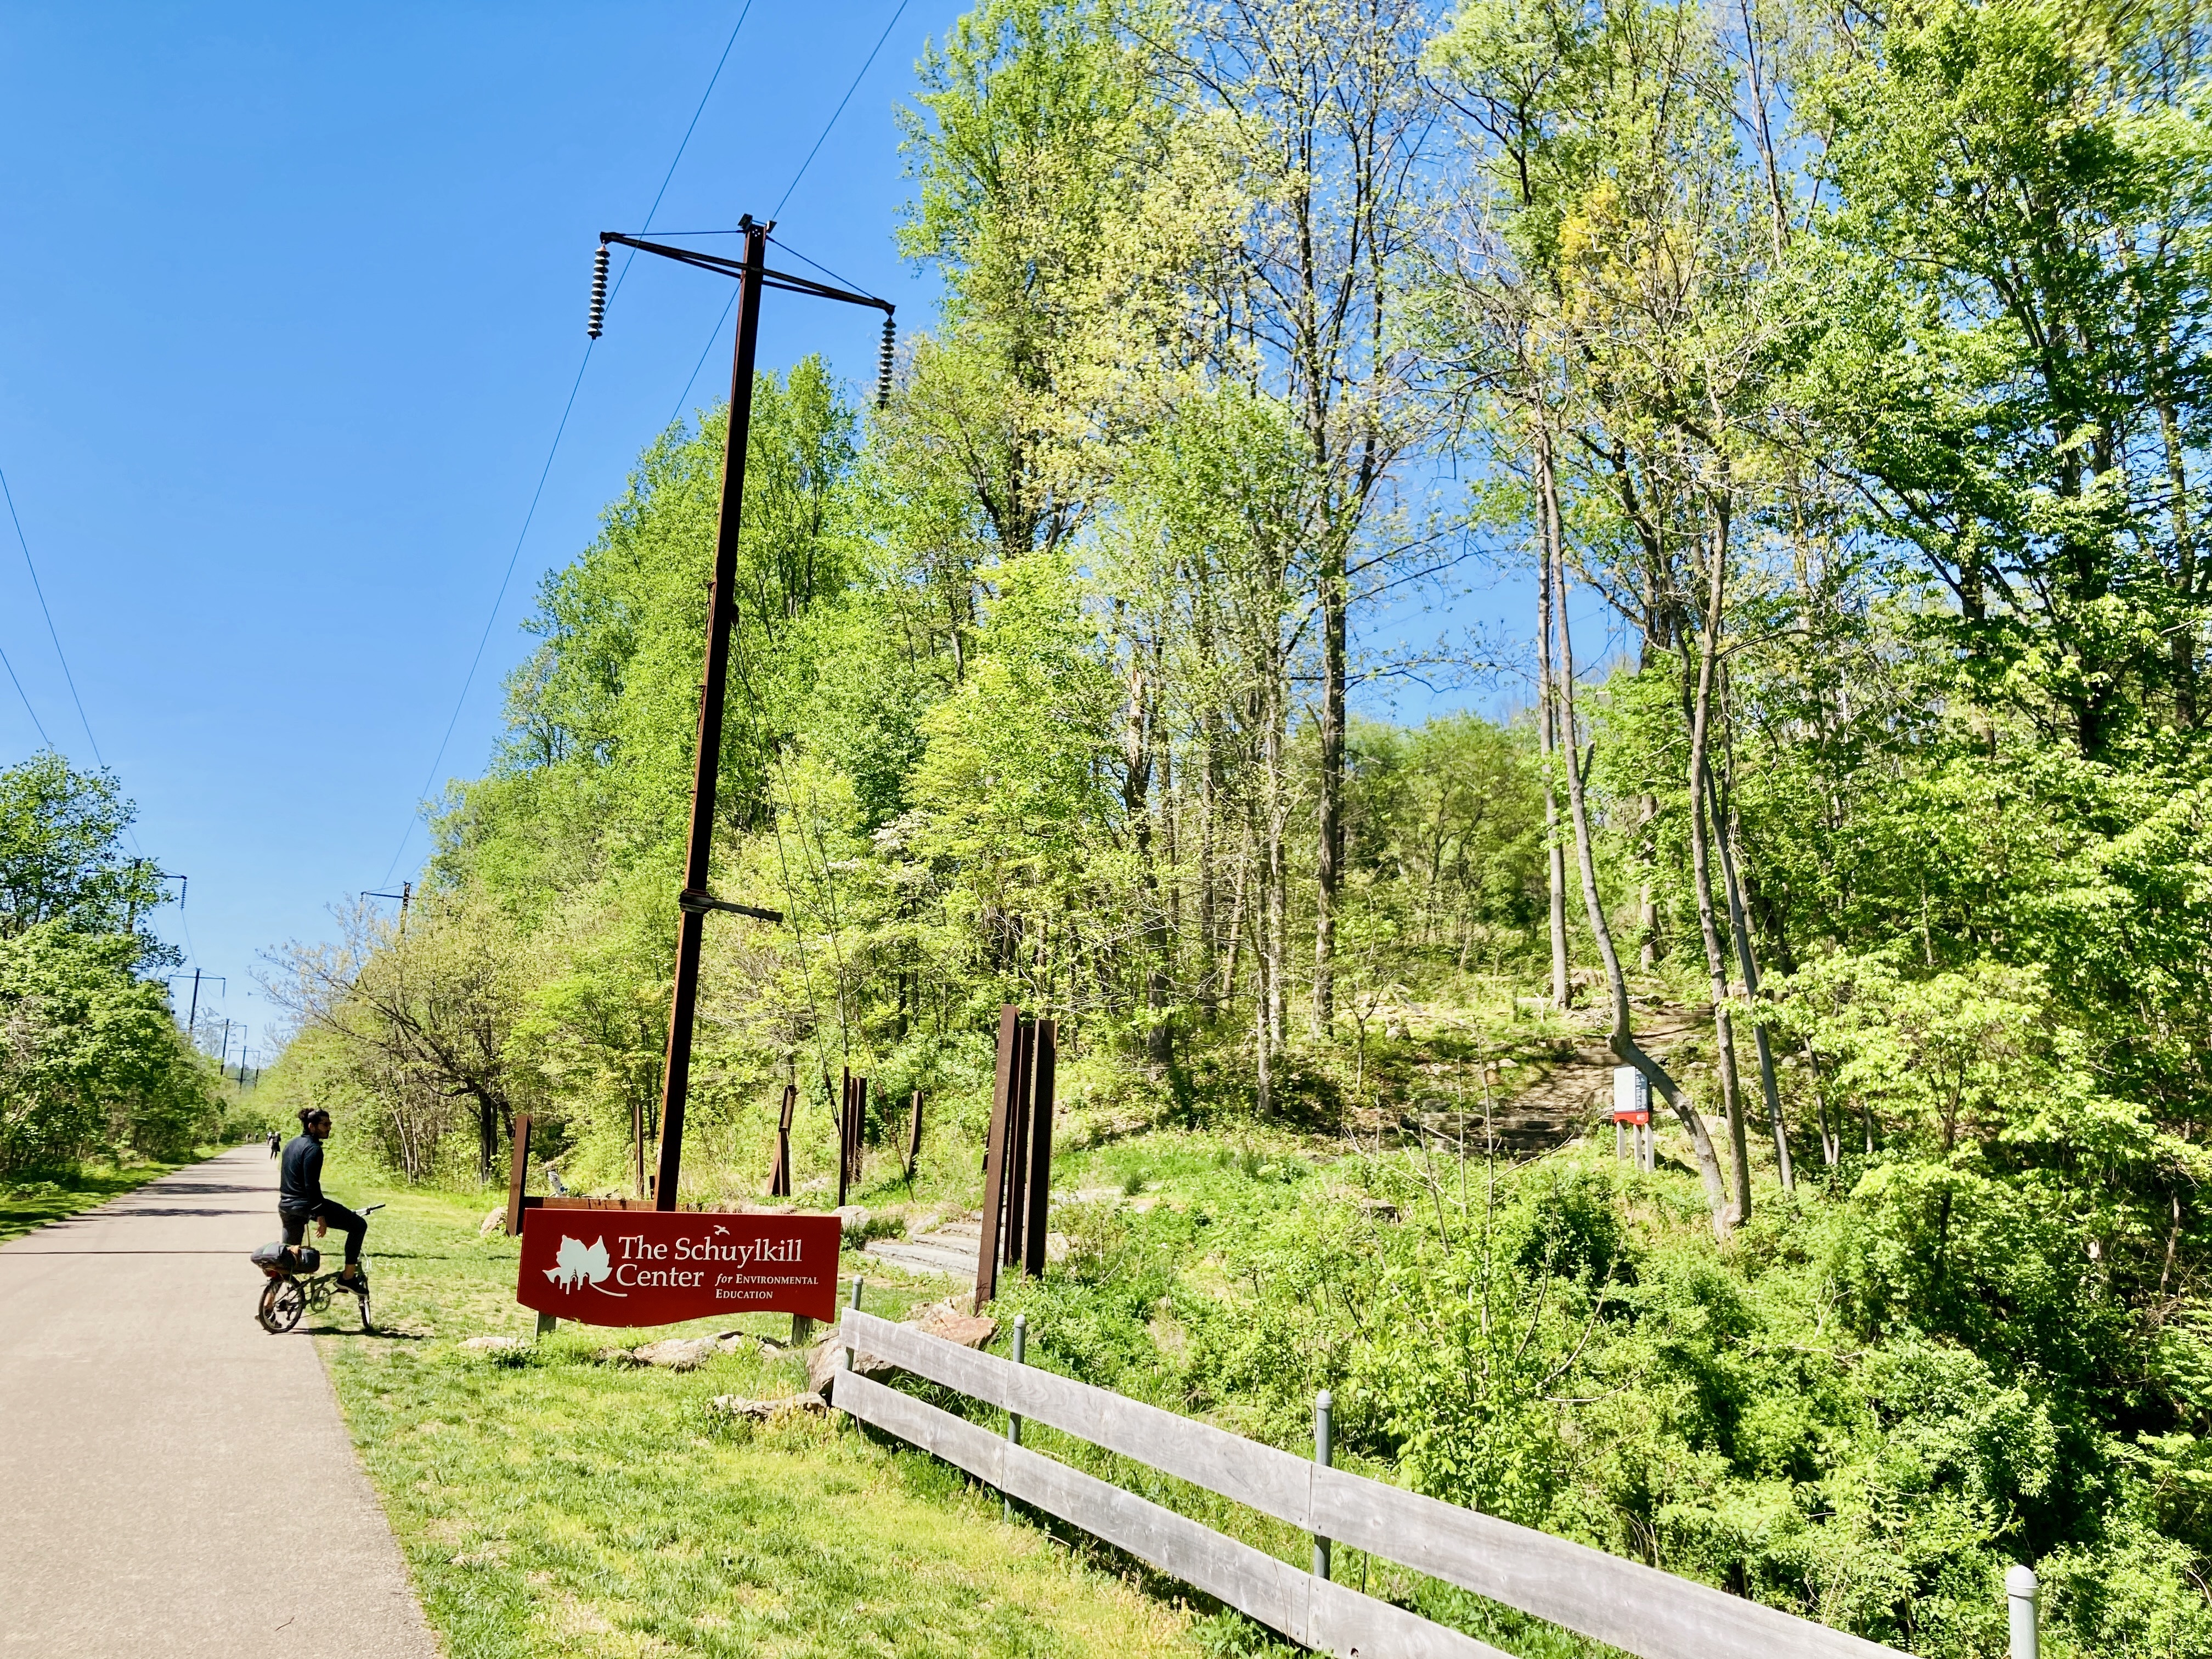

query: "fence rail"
left=833, top=1308, right=1912, bottom=1659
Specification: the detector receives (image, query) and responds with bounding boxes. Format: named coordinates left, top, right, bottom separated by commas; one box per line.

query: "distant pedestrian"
left=268, top=1131, right=281, bottom=1159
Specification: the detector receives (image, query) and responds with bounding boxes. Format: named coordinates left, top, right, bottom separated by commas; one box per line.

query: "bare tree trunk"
left=1708, top=766, right=1790, bottom=1192
left=1685, top=510, right=1751, bottom=1227
left=1314, top=529, right=1346, bottom=1035
left=1536, top=514, right=1571, bottom=1009
left=1200, top=706, right=1221, bottom=1014
left=1541, top=428, right=1731, bottom=1237
left=1802, top=1037, right=1838, bottom=1166
left=1637, top=795, right=1658, bottom=970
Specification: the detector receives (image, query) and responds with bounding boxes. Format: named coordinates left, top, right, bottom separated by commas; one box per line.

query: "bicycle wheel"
left=258, top=1277, right=305, bottom=1334
left=355, top=1290, right=373, bottom=1333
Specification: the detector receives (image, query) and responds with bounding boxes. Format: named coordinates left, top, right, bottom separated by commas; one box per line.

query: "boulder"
left=910, top=1299, right=998, bottom=1351
left=804, top=1298, right=1000, bottom=1396
left=631, top=1337, right=716, bottom=1370
left=460, top=1335, right=527, bottom=1352
left=834, top=1205, right=871, bottom=1237
left=478, top=1207, right=507, bottom=1237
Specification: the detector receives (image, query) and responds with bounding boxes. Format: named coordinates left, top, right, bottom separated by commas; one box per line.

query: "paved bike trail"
left=0, top=1146, right=437, bottom=1656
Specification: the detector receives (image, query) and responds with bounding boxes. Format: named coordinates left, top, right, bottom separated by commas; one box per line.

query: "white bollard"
left=2007, top=1564, right=2039, bottom=1659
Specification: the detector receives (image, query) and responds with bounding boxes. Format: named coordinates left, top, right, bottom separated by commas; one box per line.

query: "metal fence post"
left=2007, top=1565, right=2038, bottom=1659
left=1313, top=1389, right=1334, bottom=1581
left=1006, top=1313, right=1027, bottom=1522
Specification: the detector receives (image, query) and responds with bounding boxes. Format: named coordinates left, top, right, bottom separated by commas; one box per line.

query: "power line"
left=0, top=467, right=196, bottom=974
left=380, top=2, right=757, bottom=884
left=0, top=636, right=53, bottom=748
left=1, top=465, right=103, bottom=767
left=667, top=287, right=741, bottom=431
left=769, top=234, right=883, bottom=303
left=771, top=0, right=913, bottom=224
left=380, top=343, right=595, bottom=885
left=669, top=7, right=913, bottom=429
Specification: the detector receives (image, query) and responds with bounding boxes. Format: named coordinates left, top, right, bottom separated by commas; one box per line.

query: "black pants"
left=281, top=1200, right=366, bottom=1267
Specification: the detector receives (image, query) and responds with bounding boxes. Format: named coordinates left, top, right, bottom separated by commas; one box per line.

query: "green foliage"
left=290, top=0, right=2212, bottom=1646
left=0, top=755, right=209, bottom=1171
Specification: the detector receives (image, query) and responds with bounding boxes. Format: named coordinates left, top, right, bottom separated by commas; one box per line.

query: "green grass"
left=0, top=1148, right=221, bottom=1242
left=310, top=1164, right=1210, bottom=1658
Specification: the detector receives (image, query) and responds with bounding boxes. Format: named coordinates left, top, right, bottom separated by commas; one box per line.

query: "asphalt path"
left=0, top=1146, right=437, bottom=1656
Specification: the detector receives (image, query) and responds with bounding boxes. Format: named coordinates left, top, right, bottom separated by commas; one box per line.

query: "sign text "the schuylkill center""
left=515, top=1210, right=841, bottom=1327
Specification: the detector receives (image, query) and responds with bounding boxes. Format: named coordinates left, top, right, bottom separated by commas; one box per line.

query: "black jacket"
left=279, top=1135, right=324, bottom=1212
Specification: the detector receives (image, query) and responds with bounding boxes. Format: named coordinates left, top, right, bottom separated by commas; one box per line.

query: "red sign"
left=516, top=1210, right=841, bottom=1327
left=1612, top=1109, right=1651, bottom=1125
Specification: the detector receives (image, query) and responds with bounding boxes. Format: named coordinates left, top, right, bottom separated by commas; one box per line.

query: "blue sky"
left=0, top=2, right=1568, bottom=1064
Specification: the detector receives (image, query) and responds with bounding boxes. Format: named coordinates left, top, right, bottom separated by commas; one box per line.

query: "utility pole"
left=362, top=883, right=412, bottom=932
left=127, top=862, right=184, bottom=932
left=653, top=217, right=765, bottom=1213
left=163, top=972, right=225, bottom=1049
left=590, top=218, right=885, bottom=1210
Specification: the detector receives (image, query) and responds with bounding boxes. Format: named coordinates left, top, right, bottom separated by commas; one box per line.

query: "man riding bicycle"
left=279, top=1108, right=368, bottom=1294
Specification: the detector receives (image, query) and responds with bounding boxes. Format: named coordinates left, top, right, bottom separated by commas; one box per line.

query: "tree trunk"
left=1708, top=765, right=1790, bottom=1192
left=1637, top=794, right=1658, bottom=969
left=1540, top=427, right=1731, bottom=1237
left=1536, top=512, right=1571, bottom=1009
left=1314, top=529, right=1346, bottom=1035
left=1685, top=520, right=1752, bottom=1228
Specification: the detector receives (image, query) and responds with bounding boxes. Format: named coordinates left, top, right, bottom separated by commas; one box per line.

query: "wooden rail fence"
left=832, top=1308, right=1912, bottom=1659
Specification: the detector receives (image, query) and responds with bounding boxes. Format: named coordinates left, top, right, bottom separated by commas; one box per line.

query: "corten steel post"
left=836, top=1069, right=853, bottom=1208
left=1020, top=1020, right=1057, bottom=1278
left=850, top=1075, right=867, bottom=1192
left=768, top=1082, right=797, bottom=1197
left=1002, top=1017, right=1036, bottom=1269
left=975, top=1005, right=1020, bottom=1307
left=651, top=219, right=768, bottom=1211
left=505, top=1114, right=534, bottom=1236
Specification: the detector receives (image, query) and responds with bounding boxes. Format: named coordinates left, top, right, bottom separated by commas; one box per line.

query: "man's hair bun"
left=298, top=1107, right=330, bottom=1130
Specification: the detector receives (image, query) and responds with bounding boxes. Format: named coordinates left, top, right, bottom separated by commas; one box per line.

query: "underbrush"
left=975, top=1125, right=2212, bottom=1659
left=300, top=1009, right=2212, bottom=1659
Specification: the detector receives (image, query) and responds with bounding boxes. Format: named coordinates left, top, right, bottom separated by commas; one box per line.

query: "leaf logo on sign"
left=546, top=1235, right=621, bottom=1295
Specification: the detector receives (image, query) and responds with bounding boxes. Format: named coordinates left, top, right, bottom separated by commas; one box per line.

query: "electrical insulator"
left=876, top=312, right=896, bottom=410
left=587, top=244, right=610, bottom=339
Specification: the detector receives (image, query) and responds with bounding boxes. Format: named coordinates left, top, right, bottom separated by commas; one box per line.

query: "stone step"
left=862, top=1238, right=979, bottom=1279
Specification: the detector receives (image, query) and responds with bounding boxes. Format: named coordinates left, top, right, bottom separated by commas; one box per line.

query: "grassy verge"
left=311, top=1163, right=1210, bottom=1658
left=0, top=1148, right=223, bottom=1242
